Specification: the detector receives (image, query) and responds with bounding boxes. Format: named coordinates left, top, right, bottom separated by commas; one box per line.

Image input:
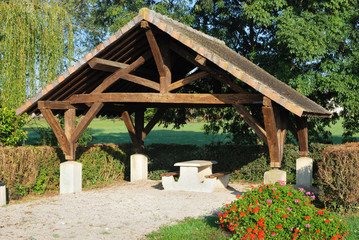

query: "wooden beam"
left=159, top=41, right=172, bottom=93
left=65, top=109, right=76, bottom=160
left=168, top=72, right=209, bottom=92
left=38, top=101, right=75, bottom=110
left=121, top=111, right=138, bottom=147
left=135, top=110, right=145, bottom=152
left=88, top=57, right=129, bottom=72
left=71, top=102, right=104, bottom=143
left=170, top=42, right=247, bottom=93
left=274, top=107, right=289, bottom=162
left=296, top=116, right=309, bottom=156
left=68, top=93, right=263, bottom=105
left=40, top=109, right=70, bottom=156
left=142, top=21, right=166, bottom=78
left=121, top=74, right=160, bottom=91
left=262, top=97, right=281, bottom=168
left=233, top=104, right=267, bottom=144
left=143, top=108, right=166, bottom=139
left=92, top=51, right=152, bottom=93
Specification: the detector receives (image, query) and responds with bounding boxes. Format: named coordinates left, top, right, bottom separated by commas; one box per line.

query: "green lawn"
left=23, top=118, right=231, bottom=146
left=23, top=117, right=357, bottom=146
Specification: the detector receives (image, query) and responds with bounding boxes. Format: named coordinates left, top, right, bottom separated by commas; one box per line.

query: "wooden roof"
left=16, top=8, right=331, bottom=118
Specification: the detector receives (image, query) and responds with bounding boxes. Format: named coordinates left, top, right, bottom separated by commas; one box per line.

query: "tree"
left=191, top=0, right=359, bottom=143
left=0, top=0, right=73, bottom=109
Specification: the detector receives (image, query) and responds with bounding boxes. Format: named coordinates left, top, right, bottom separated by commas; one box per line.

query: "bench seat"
left=160, top=171, right=179, bottom=177
left=205, top=172, right=230, bottom=178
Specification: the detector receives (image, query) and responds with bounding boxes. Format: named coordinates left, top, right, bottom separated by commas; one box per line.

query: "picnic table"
left=161, top=160, right=229, bottom=192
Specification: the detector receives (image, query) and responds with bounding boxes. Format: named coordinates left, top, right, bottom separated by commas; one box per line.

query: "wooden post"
left=65, top=109, right=76, bottom=161
left=296, top=116, right=309, bottom=156
left=262, top=97, right=281, bottom=168
left=135, top=110, right=145, bottom=153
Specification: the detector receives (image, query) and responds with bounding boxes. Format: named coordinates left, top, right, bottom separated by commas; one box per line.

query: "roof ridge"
left=139, top=8, right=226, bottom=46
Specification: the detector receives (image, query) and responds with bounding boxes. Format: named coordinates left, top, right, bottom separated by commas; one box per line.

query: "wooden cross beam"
left=168, top=71, right=209, bottom=92
left=67, top=93, right=263, bottom=105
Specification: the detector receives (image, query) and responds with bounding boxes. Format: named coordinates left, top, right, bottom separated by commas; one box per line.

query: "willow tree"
left=0, top=0, right=73, bottom=108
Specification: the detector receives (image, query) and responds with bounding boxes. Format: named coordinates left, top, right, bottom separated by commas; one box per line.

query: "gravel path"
left=0, top=180, right=254, bottom=240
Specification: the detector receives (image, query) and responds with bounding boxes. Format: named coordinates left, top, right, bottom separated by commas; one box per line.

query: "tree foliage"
left=0, top=0, right=73, bottom=108
left=0, top=107, right=29, bottom=146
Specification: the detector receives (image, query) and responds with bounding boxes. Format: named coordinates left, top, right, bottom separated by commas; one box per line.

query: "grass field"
left=23, top=117, right=358, bottom=146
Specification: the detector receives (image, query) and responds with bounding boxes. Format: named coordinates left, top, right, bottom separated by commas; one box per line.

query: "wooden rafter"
left=121, top=74, right=160, bottom=91
left=168, top=71, right=209, bottom=92
left=92, top=51, right=152, bottom=93
left=68, top=93, right=263, bottom=105
left=38, top=101, right=75, bottom=110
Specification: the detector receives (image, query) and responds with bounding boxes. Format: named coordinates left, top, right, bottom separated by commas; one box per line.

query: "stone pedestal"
left=60, top=161, right=82, bottom=194
left=0, top=182, right=6, bottom=206
left=296, top=157, right=313, bottom=188
left=130, top=154, right=148, bottom=182
left=264, top=169, right=286, bottom=185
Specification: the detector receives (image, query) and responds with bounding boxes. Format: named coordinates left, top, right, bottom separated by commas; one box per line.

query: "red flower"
left=325, top=219, right=331, bottom=223
left=288, top=192, right=293, bottom=196
left=331, top=237, right=337, bottom=240
left=293, top=233, right=298, bottom=237
left=276, top=225, right=282, bottom=229
left=247, top=228, right=252, bottom=233
left=253, top=207, right=260, bottom=213
left=283, top=214, right=288, bottom=218
left=218, top=212, right=222, bottom=217
left=305, top=216, right=311, bottom=220
left=236, top=195, right=241, bottom=199
left=240, top=212, right=246, bottom=217
left=283, top=199, right=287, bottom=203
left=249, top=233, right=256, bottom=239
left=316, top=230, right=320, bottom=233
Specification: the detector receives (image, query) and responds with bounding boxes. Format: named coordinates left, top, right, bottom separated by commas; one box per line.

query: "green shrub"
left=317, top=142, right=359, bottom=213
left=218, top=182, right=349, bottom=239
left=0, top=107, right=28, bottom=146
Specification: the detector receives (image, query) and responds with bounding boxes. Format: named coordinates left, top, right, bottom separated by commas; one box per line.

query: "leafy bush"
left=0, top=107, right=28, bottom=146
left=317, top=142, right=359, bottom=212
left=218, top=182, right=349, bottom=239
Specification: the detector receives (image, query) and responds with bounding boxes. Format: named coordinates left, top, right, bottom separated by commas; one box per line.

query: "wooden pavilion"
left=16, top=8, right=331, bottom=170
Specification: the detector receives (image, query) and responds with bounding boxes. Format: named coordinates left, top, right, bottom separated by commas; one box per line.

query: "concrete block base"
left=296, top=157, right=313, bottom=189
left=130, top=154, right=148, bottom=182
left=264, top=169, right=286, bottom=185
left=0, top=183, right=6, bottom=206
left=60, top=161, right=82, bottom=194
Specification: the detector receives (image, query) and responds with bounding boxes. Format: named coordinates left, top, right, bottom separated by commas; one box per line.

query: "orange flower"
left=325, top=219, right=331, bottom=223
left=305, top=216, right=311, bottom=220
left=253, top=207, right=260, bottom=213
left=317, top=211, right=325, bottom=215
left=283, top=214, right=288, bottom=218
left=316, top=230, right=320, bottom=233
left=288, top=192, right=293, bottom=196
left=276, top=225, right=282, bottom=229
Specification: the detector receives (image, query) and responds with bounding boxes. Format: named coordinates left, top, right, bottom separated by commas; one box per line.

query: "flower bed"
left=218, top=182, right=349, bottom=239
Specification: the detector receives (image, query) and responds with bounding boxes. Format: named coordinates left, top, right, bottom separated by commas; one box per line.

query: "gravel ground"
left=0, top=180, right=254, bottom=240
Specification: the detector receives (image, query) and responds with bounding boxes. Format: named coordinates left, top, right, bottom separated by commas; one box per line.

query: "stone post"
left=130, top=154, right=148, bottom=182
left=296, top=157, right=313, bottom=189
left=264, top=169, right=286, bottom=185
left=0, top=182, right=6, bottom=206
left=60, top=161, right=82, bottom=194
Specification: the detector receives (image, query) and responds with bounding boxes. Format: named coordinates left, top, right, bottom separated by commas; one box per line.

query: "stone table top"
left=174, top=160, right=217, bottom=167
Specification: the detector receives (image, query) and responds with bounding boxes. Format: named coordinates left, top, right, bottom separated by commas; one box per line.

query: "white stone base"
left=130, top=154, right=148, bottom=182
left=296, top=157, right=313, bottom=188
left=264, top=169, right=286, bottom=185
left=0, top=183, right=6, bottom=206
left=60, top=161, right=82, bottom=194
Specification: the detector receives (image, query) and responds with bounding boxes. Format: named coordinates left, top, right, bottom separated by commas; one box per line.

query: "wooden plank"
left=121, top=74, right=160, bottom=91
left=40, top=109, right=70, bottom=156
left=296, top=116, right=309, bottom=156
left=68, top=93, right=263, bottom=105
left=168, top=72, right=209, bottom=92
left=170, top=42, right=247, bottom=93
left=159, top=41, right=171, bottom=93
left=71, top=102, right=104, bottom=143
left=92, top=51, right=152, bottom=93
left=233, top=104, right=267, bottom=144
left=38, top=101, right=75, bottom=110
left=262, top=98, right=281, bottom=168
left=205, top=172, right=230, bottom=178
left=274, top=107, right=288, bottom=162
left=88, top=57, right=129, bottom=72
left=65, top=109, right=76, bottom=160
left=121, top=111, right=138, bottom=147
left=135, top=110, right=145, bottom=152
left=143, top=108, right=166, bottom=139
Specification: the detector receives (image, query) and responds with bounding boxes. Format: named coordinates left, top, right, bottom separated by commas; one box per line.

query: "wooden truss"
left=38, top=20, right=309, bottom=167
